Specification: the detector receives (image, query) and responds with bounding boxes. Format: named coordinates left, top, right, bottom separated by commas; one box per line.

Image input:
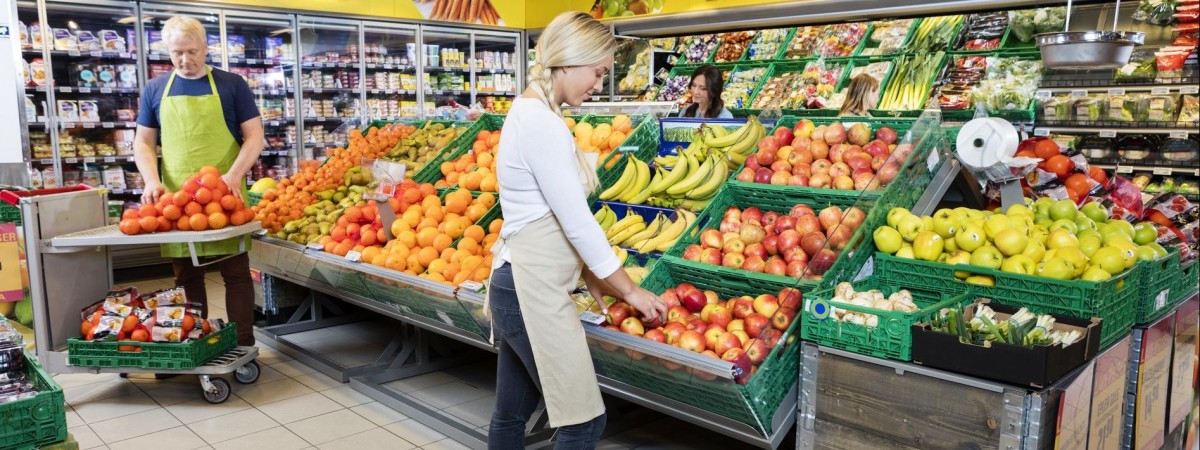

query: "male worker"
left=133, top=15, right=263, bottom=347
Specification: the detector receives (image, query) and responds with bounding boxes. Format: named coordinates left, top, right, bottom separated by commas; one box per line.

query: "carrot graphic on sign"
left=413, top=0, right=504, bottom=26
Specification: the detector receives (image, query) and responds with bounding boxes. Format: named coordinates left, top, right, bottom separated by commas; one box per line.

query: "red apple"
left=678, top=330, right=706, bottom=353
left=681, top=288, right=708, bottom=313
left=745, top=156, right=761, bottom=171
left=826, top=225, right=853, bottom=250
left=824, top=123, right=847, bottom=145
left=704, top=290, right=720, bottom=306
left=753, top=294, right=779, bottom=317
left=864, top=139, right=890, bottom=158
left=788, top=147, right=813, bottom=166
left=892, top=143, right=914, bottom=162
left=753, top=168, right=773, bottom=184
left=792, top=161, right=812, bottom=178
left=620, top=317, right=645, bottom=336
left=664, top=321, right=687, bottom=343
left=660, top=290, right=681, bottom=310
left=770, top=160, right=791, bottom=173
left=744, top=313, right=770, bottom=338
left=667, top=306, right=690, bottom=323
left=786, top=259, right=809, bottom=277
left=606, top=302, right=632, bottom=325
left=757, top=135, right=781, bottom=156
left=778, top=229, right=802, bottom=252
left=871, top=154, right=889, bottom=172
left=776, top=145, right=794, bottom=162
left=809, top=173, right=831, bottom=188
left=853, top=172, right=877, bottom=191
left=811, top=159, right=831, bottom=174
left=643, top=328, right=667, bottom=344
left=789, top=204, right=815, bottom=218
left=829, top=162, right=851, bottom=178
left=875, top=126, right=899, bottom=144
left=770, top=171, right=790, bottom=185
left=842, top=207, right=866, bottom=230
left=846, top=152, right=873, bottom=172
left=782, top=247, right=808, bottom=264
left=800, top=231, right=827, bottom=256
left=778, top=287, right=803, bottom=310
left=700, top=229, right=724, bottom=249
left=731, top=298, right=755, bottom=319
left=700, top=248, right=723, bottom=266
left=829, top=144, right=849, bottom=163
left=643, top=314, right=665, bottom=329
left=703, top=327, right=726, bottom=350
left=809, top=249, right=838, bottom=275
left=709, top=305, right=733, bottom=329
left=762, top=234, right=780, bottom=256
left=742, top=207, right=763, bottom=225
left=773, top=126, right=794, bottom=145
left=765, top=256, right=787, bottom=275
left=682, top=244, right=703, bottom=262
left=877, top=162, right=899, bottom=184
left=674, top=283, right=696, bottom=297
left=730, top=330, right=751, bottom=347
left=745, top=243, right=768, bottom=260
left=759, top=328, right=784, bottom=349
left=810, top=140, right=829, bottom=160
left=833, top=175, right=854, bottom=190
left=791, top=134, right=812, bottom=150
left=726, top=319, right=745, bottom=332
left=723, top=206, right=742, bottom=221
left=774, top=215, right=797, bottom=234
left=736, top=167, right=755, bottom=182
left=722, top=252, right=746, bottom=269
left=818, top=206, right=843, bottom=230
left=756, top=150, right=776, bottom=167
left=715, top=330, right=745, bottom=358
left=722, top=237, right=746, bottom=254
left=700, top=302, right=719, bottom=322
left=743, top=338, right=771, bottom=365
left=772, top=307, right=796, bottom=331
left=788, top=175, right=809, bottom=186
left=741, top=255, right=766, bottom=272
left=762, top=211, right=779, bottom=228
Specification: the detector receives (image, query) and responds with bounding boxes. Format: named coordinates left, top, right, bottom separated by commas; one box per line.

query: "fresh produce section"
left=733, top=119, right=906, bottom=193
left=118, top=167, right=255, bottom=235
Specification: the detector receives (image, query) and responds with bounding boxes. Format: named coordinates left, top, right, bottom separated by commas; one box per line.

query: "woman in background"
left=838, top=73, right=880, bottom=117
left=680, top=64, right=733, bottom=119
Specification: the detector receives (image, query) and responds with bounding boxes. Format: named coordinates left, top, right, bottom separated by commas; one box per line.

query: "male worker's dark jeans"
left=172, top=253, right=256, bottom=346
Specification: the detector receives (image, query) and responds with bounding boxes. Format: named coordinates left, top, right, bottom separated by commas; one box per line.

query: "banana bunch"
left=613, top=246, right=628, bottom=265
left=601, top=208, right=697, bottom=254
left=594, top=203, right=619, bottom=229
left=701, top=116, right=767, bottom=169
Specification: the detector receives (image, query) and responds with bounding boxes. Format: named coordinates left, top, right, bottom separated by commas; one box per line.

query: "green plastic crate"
left=591, top=257, right=803, bottom=436
left=722, top=61, right=773, bottom=111
left=364, top=119, right=424, bottom=132
left=1135, top=247, right=1182, bottom=324
left=406, top=119, right=488, bottom=184
left=801, top=278, right=971, bottom=361
left=67, top=323, right=238, bottom=370
left=743, top=59, right=854, bottom=115
left=740, top=28, right=796, bottom=62
left=855, top=19, right=919, bottom=57
left=0, top=350, right=66, bottom=450
left=870, top=52, right=950, bottom=117
left=873, top=253, right=1141, bottom=348
left=591, top=117, right=661, bottom=204
left=1176, top=258, right=1199, bottom=304
left=246, top=191, right=263, bottom=207
left=1, top=203, right=21, bottom=226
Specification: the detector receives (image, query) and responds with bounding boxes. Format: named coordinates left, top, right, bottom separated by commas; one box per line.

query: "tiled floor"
left=53, top=273, right=766, bottom=450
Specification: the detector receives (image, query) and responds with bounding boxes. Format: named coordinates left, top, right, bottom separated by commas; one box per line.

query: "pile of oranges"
left=118, top=166, right=253, bottom=235
left=254, top=123, right=417, bottom=233
left=435, top=128, right=502, bottom=192
left=374, top=187, right=502, bottom=286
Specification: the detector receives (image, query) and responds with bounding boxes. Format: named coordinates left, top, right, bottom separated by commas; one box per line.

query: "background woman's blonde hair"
left=528, top=12, right=616, bottom=116
left=162, top=16, right=207, bottom=47
left=839, top=74, right=881, bottom=116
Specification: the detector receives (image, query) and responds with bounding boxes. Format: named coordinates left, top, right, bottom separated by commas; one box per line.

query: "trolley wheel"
left=202, top=377, right=231, bottom=404
left=235, top=360, right=260, bottom=384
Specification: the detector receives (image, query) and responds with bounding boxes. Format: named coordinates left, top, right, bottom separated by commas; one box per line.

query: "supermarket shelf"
left=26, top=48, right=137, bottom=60
left=57, top=121, right=138, bottom=129
left=424, top=89, right=468, bottom=96
left=302, top=116, right=353, bottom=122
left=1035, top=126, right=1198, bottom=137
left=1093, top=164, right=1200, bottom=177
left=302, top=87, right=358, bottom=94
left=424, top=66, right=468, bottom=73
left=25, top=85, right=49, bottom=92
left=477, top=68, right=514, bottom=74
left=51, top=221, right=262, bottom=247
left=227, top=56, right=294, bottom=66
left=478, top=91, right=517, bottom=96
left=1037, top=85, right=1200, bottom=95
left=107, top=188, right=144, bottom=195
left=261, top=150, right=291, bottom=157
left=251, top=88, right=293, bottom=96
left=367, top=89, right=417, bottom=95
left=263, top=118, right=294, bottom=127
left=56, top=86, right=139, bottom=94
left=300, top=62, right=361, bottom=70
left=365, top=64, right=416, bottom=71
left=62, top=155, right=135, bottom=164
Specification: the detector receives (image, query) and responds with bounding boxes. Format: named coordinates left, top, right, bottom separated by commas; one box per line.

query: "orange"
left=477, top=152, right=494, bottom=169
left=417, top=247, right=439, bottom=267
left=138, top=204, right=158, bottom=218
left=402, top=188, right=422, bottom=204
left=479, top=174, right=498, bottom=192
left=488, top=219, right=503, bottom=234
left=344, top=206, right=363, bottom=224
left=200, top=174, right=221, bottom=190
left=219, top=195, right=239, bottom=211
left=461, top=255, right=485, bottom=274
left=370, top=254, right=388, bottom=267
left=204, top=202, right=224, bottom=216
left=425, top=206, right=444, bottom=223
left=173, top=192, right=191, bottom=207
left=159, top=192, right=175, bottom=207
left=122, top=209, right=140, bottom=220
left=486, top=133, right=500, bottom=149
left=432, top=234, right=452, bottom=252
left=385, top=253, right=407, bottom=271
left=208, top=212, right=229, bottom=229
left=422, top=195, right=442, bottom=211
left=230, top=209, right=249, bottom=226
left=138, top=216, right=158, bottom=233
left=396, top=230, right=417, bottom=249
left=476, top=192, right=496, bottom=208
left=463, top=225, right=485, bottom=243
left=457, top=237, right=480, bottom=255
left=440, top=247, right=455, bottom=261
left=444, top=262, right=462, bottom=281
left=176, top=216, right=192, bottom=231
left=157, top=216, right=171, bottom=232
left=417, top=217, right=439, bottom=230
left=182, top=178, right=202, bottom=194
left=184, top=201, right=202, bottom=216
left=442, top=218, right=466, bottom=239
left=416, top=227, right=439, bottom=247
left=427, top=259, right=448, bottom=276
left=445, top=194, right=470, bottom=215
left=389, top=245, right=410, bottom=263
left=188, top=213, right=209, bottom=231
left=199, top=166, right=221, bottom=177
left=361, top=246, right=382, bottom=263
left=332, top=241, right=353, bottom=256
left=162, top=204, right=182, bottom=221
left=451, top=248, right=472, bottom=263
left=466, top=204, right=488, bottom=223
left=119, top=219, right=141, bottom=235
left=194, top=187, right=213, bottom=205
left=440, top=161, right=455, bottom=176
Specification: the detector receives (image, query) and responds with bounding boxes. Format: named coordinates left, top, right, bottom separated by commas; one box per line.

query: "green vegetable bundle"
left=931, top=303, right=1084, bottom=348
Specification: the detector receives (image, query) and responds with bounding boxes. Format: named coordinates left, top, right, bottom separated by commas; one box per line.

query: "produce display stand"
left=14, top=188, right=261, bottom=404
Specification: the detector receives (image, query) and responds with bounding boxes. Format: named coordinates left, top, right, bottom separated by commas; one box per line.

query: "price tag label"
left=1181, top=86, right=1199, bottom=95
left=317, top=117, right=326, bottom=122
left=579, top=311, right=605, bottom=325
left=83, top=157, right=96, bottom=163
left=125, top=122, right=136, bottom=128
left=1034, top=128, right=1051, bottom=137
left=68, top=50, right=80, bottom=57
left=64, top=158, right=77, bottom=163
left=1099, top=130, right=1117, bottom=138
left=306, top=242, right=323, bottom=251
left=371, top=89, right=380, bottom=94
left=436, top=311, right=453, bottom=326
left=345, top=250, right=362, bottom=262
left=120, top=52, right=130, bottom=58
left=1155, top=289, right=1169, bottom=310
left=89, top=51, right=102, bottom=57
left=1107, top=88, right=1125, bottom=96
left=60, top=87, right=72, bottom=93
left=268, top=121, right=279, bottom=126
left=1036, top=90, right=1052, bottom=99
left=82, top=123, right=96, bottom=129
left=313, top=88, right=323, bottom=93
left=1117, top=166, right=1134, bottom=174
left=132, top=189, right=142, bottom=195
left=927, top=149, right=941, bottom=171
left=102, top=122, right=114, bottom=128
left=247, top=58, right=257, bottom=64
left=367, top=64, right=376, bottom=69
left=103, top=157, right=116, bottom=163
left=100, top=88, right=111, bottom=94
left=1151, top=87, right=1171, bottom=95
left=1153, top=167, right=1173, bottom=176
left=40, top=159, right=53, bottom=165
left=1169, top=131, right=1189, bottom=139
left=1070, top=90, right=1088, bottom=98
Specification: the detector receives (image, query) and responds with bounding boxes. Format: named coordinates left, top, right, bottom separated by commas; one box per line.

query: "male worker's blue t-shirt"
left=137, top=67, right=260, bottom=145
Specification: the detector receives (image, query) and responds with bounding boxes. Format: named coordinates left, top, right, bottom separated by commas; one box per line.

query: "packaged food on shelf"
left=53, top=28, right=77, bottom=51
left=78, top=100, right=100, bottom=123
left=29, top=58, right=46, bottom=86
left=99, top=29, right=125, bottom=52
left=745, top=28, right=790, bottom=60
left=1134, top=0, right=1177, bottom=25
left=1146, top=94, right=1179, bottom=121
left=18, top=21, right=28, bottom=48
left=1117, top=135, right=1155, bottom=161
left=656, top=75, right=691, bottom=103
left=56, top=100, right=79, bottom=123
left=714, top=31, right=755, bottom=63
left=1161, top=136, right=1199, bottom=163
left=76, top=30, right=100, bottom=52
left=30, top=21, right=43, bottom=49
left=29, top=166, right=42, bottom=189
left=41, top=168, right=57, bottom=189
left=681, top=34, right=720, bottom=64
left=970, top=57, right=1043, bottom=113
left=103, top=166, right=126, bottom=190
left=906, top=15, right=964, bottom=52
left=936, top=55, right=988, bottom=110
left=1179, top=95, right=1199, bottom=124
left=1008, top=7, right=1067, bottom=43
left=863, top=19, right=915, bottom=55
left=1116, top=51, right=1158, bottom=81
left=24, top=96, right=36, bottom=122
left=784, top=26, right=822, bottom=59
left=722, top=66, right=768, bottom=109
left=955, top=12, right=1007, bottom=51
left=61, top=170, right=80, bottom=187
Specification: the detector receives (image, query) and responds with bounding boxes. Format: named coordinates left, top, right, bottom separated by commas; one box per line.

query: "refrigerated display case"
left=17, top=0, right=52, bottom=187
left=471, top=31, right=518, bottom=113
left=362, top=22, right=419, bottom=122
left=223, top=12, right=298, bottom=186
left=297, top=16, right=360, bottom=160
left=420, top=27, right=470, bottom=117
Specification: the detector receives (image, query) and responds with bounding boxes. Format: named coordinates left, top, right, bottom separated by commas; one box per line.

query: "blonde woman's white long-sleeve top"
left=493, top=97, right=621, bottom=278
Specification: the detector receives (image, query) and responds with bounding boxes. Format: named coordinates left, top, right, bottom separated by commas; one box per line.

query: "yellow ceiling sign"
left=527, top=0, right=799, bottom=27
left=203, top=0, right=525, bottom=28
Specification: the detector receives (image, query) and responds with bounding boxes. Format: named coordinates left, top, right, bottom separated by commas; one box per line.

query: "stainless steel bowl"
left=1036, top=31, right=1146, bottom=69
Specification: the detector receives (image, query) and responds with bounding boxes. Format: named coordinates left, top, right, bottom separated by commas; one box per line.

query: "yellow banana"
left=609, top=221, right=647, bottom=246
left=686, top=155, right=729, bottom=200
left=624, top=213, right=666, bottom=249
left=652, top=156, right=691, bottom=195
left=680, top=197, right=712, bottom=211
left=613, top=246, right=628, bottom=265
left=702, top=119, right=754, bottom=148
left=598, top=160, right=637, bottom=201
left=667, top=154, right=715, bottom=196
left=645, top=166, right=671, bottom=194
left=605, top=212, right=644, bottom=241
left=707, top=123, right=730, bottom=138
left=644, top=212, right=689, bottom=253
left=618, top=159, right=650, bottom=203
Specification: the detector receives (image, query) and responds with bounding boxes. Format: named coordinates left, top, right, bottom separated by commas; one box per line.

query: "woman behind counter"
left=838, top=73, right=881, bottom=117
left=680, top=64, right=733, bottom=119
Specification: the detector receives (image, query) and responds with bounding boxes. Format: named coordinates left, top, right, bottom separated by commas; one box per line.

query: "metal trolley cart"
left=13, top=187, right=262, bottom=403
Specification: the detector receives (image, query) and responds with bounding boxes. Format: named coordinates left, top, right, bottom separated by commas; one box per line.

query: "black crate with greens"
left=954, top=12, right=1008, bottom=52
left=912, top=299, right=1102, bottom=388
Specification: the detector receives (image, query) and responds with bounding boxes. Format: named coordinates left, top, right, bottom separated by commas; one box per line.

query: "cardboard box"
left=911, top=299, right=1102, bottom=388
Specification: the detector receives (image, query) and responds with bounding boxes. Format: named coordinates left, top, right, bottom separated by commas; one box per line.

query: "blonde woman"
left=488, top=11, right=666, bottom=448
left=838, top=73, right=881, bottom=117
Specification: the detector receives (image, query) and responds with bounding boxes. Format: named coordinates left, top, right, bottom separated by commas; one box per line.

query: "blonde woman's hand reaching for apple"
left=622, top=287, right=667, bottom=322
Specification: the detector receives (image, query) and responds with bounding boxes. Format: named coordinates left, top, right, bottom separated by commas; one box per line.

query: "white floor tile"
left=321, top=386, right=373, bottom=408
left=140, top=383, right=204, bottom=407
left=291, top=372, right=343, bottom=392
left=270, top=359, right=319, bottom=377
left=422, top=438, right=472, bottom=450
left=65, top=380, right=143, bottom=406
left=255, top=345, right=295, bottom=365
left=442, top=395, right=495, bottom=428
left=188, top=408, right=280, bottom=444
left=52, top=372, right=124, bottom=389
left=285, top=410, right=377, bottom=446
left=257, top=392, right=344, bottom=424
left=70, top=425, right=105, bottom=450
left=382, top=419, right=447, bottom=447
left=408, top=381, right=489, bottom=409
left=252, top=363, right=290, bottom=385
left=72, top=389, right=160, bottom=424
left=90, top=408, right=183, bottom=443
left=107, top=426, right=208, bottom=450
left=65, top=405, right=85, bottom=428
left=210, top=426, right=311, bottom=450
left=350, top=402, right=409, bottom=426
left=315, top=427, right=416, bottom=450
left=232, top=378, right=315, bottom=407
left=164, top=396, right=252, bottom=424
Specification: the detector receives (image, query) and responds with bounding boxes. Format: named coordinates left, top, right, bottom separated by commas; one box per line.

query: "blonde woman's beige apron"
left=487, top=147, right=603, bottom=428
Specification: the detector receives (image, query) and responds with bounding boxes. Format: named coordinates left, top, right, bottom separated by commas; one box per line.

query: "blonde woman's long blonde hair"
left=528, top=12, right=616, bottom=116
left=839, top=74, right=881, bottom=116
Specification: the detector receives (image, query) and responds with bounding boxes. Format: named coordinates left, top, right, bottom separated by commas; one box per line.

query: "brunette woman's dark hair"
left=683, top=64, right=725, bottom=119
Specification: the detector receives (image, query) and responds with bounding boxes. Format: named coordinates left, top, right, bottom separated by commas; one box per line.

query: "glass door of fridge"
left=224, top=12, right=297, bottom=185
left=42, top=0, right=141, bottom=194
left=17, top=0, right=54, bottom=185
left=420, top=27, right=470, bottom=118
left=297, top=16, right=361, bottom=160
left=362, top=22, right=418, bottom=123
left=471, top=31, right=519, bottom=114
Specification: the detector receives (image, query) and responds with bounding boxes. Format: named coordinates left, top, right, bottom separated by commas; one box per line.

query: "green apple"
left=1077, top=229, right=1102, bottom=243
left=970, top=245, right=1004, bottom=270
left=943, top=234, right=959, bottom=252
left=946, top=250, right=973, bottom=279
left=1037, top=257, right=1075, bottom=280
left=1074, top=215, right=1097, bottom=231
left=896, top=214, right=925, bottom=242
left=922, top=217, right=935, bottom=233
left=955, top=224, right=986, bottom=253
left=1135, top=245, right=1157, bottom=261
left=1132, top=223, right=1157, bottom=245
left=1035, top=219, right=1054, bottom=230
left=983, top=215, right=1012, bottom=241
left=1081, top=266, right=1112, bottom=282
left=1102, top=230, right=1133, bottom=246
left=1148, top=243, right=1169, bottom=258
left=1049, top=219, right=1079, bottom=234
left=1078, top=235, right=1103, bottom=258
left=1000, top=254, right=1037, bottom=275
left=1005, top=203, right=1035, bottom=219
left=1046, top=229, right=1080, bottom=250
left=1049, top=199, right=1078, bottom=221
left=1107, top=220, right=1136, bottom=240
left=1056, top=247, right=1090, bottom=277
left=873, top=226, right=904, bottom=254
left=896, top=243, right=915, bottom=259
left=931, top=209, right=960, bottom=239
left=1092, top=247, right=1125, bottom=274
left=1108, top=240, right=1138, bottom=269
left=912, top=231, right=944, bottom=262
left=1080, top=202, right=1109, bottom=224
left=1033, top=197, right=1055, bottom=217
left=962, top=208, right=987, bottom=224
left=887, top=208, right=912, bottom=228
left=994, top=228, right=1029, bottom=256
left=966, top=275, right=995, bottom=286
left=1022, top=242, right=1047, bottom=262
